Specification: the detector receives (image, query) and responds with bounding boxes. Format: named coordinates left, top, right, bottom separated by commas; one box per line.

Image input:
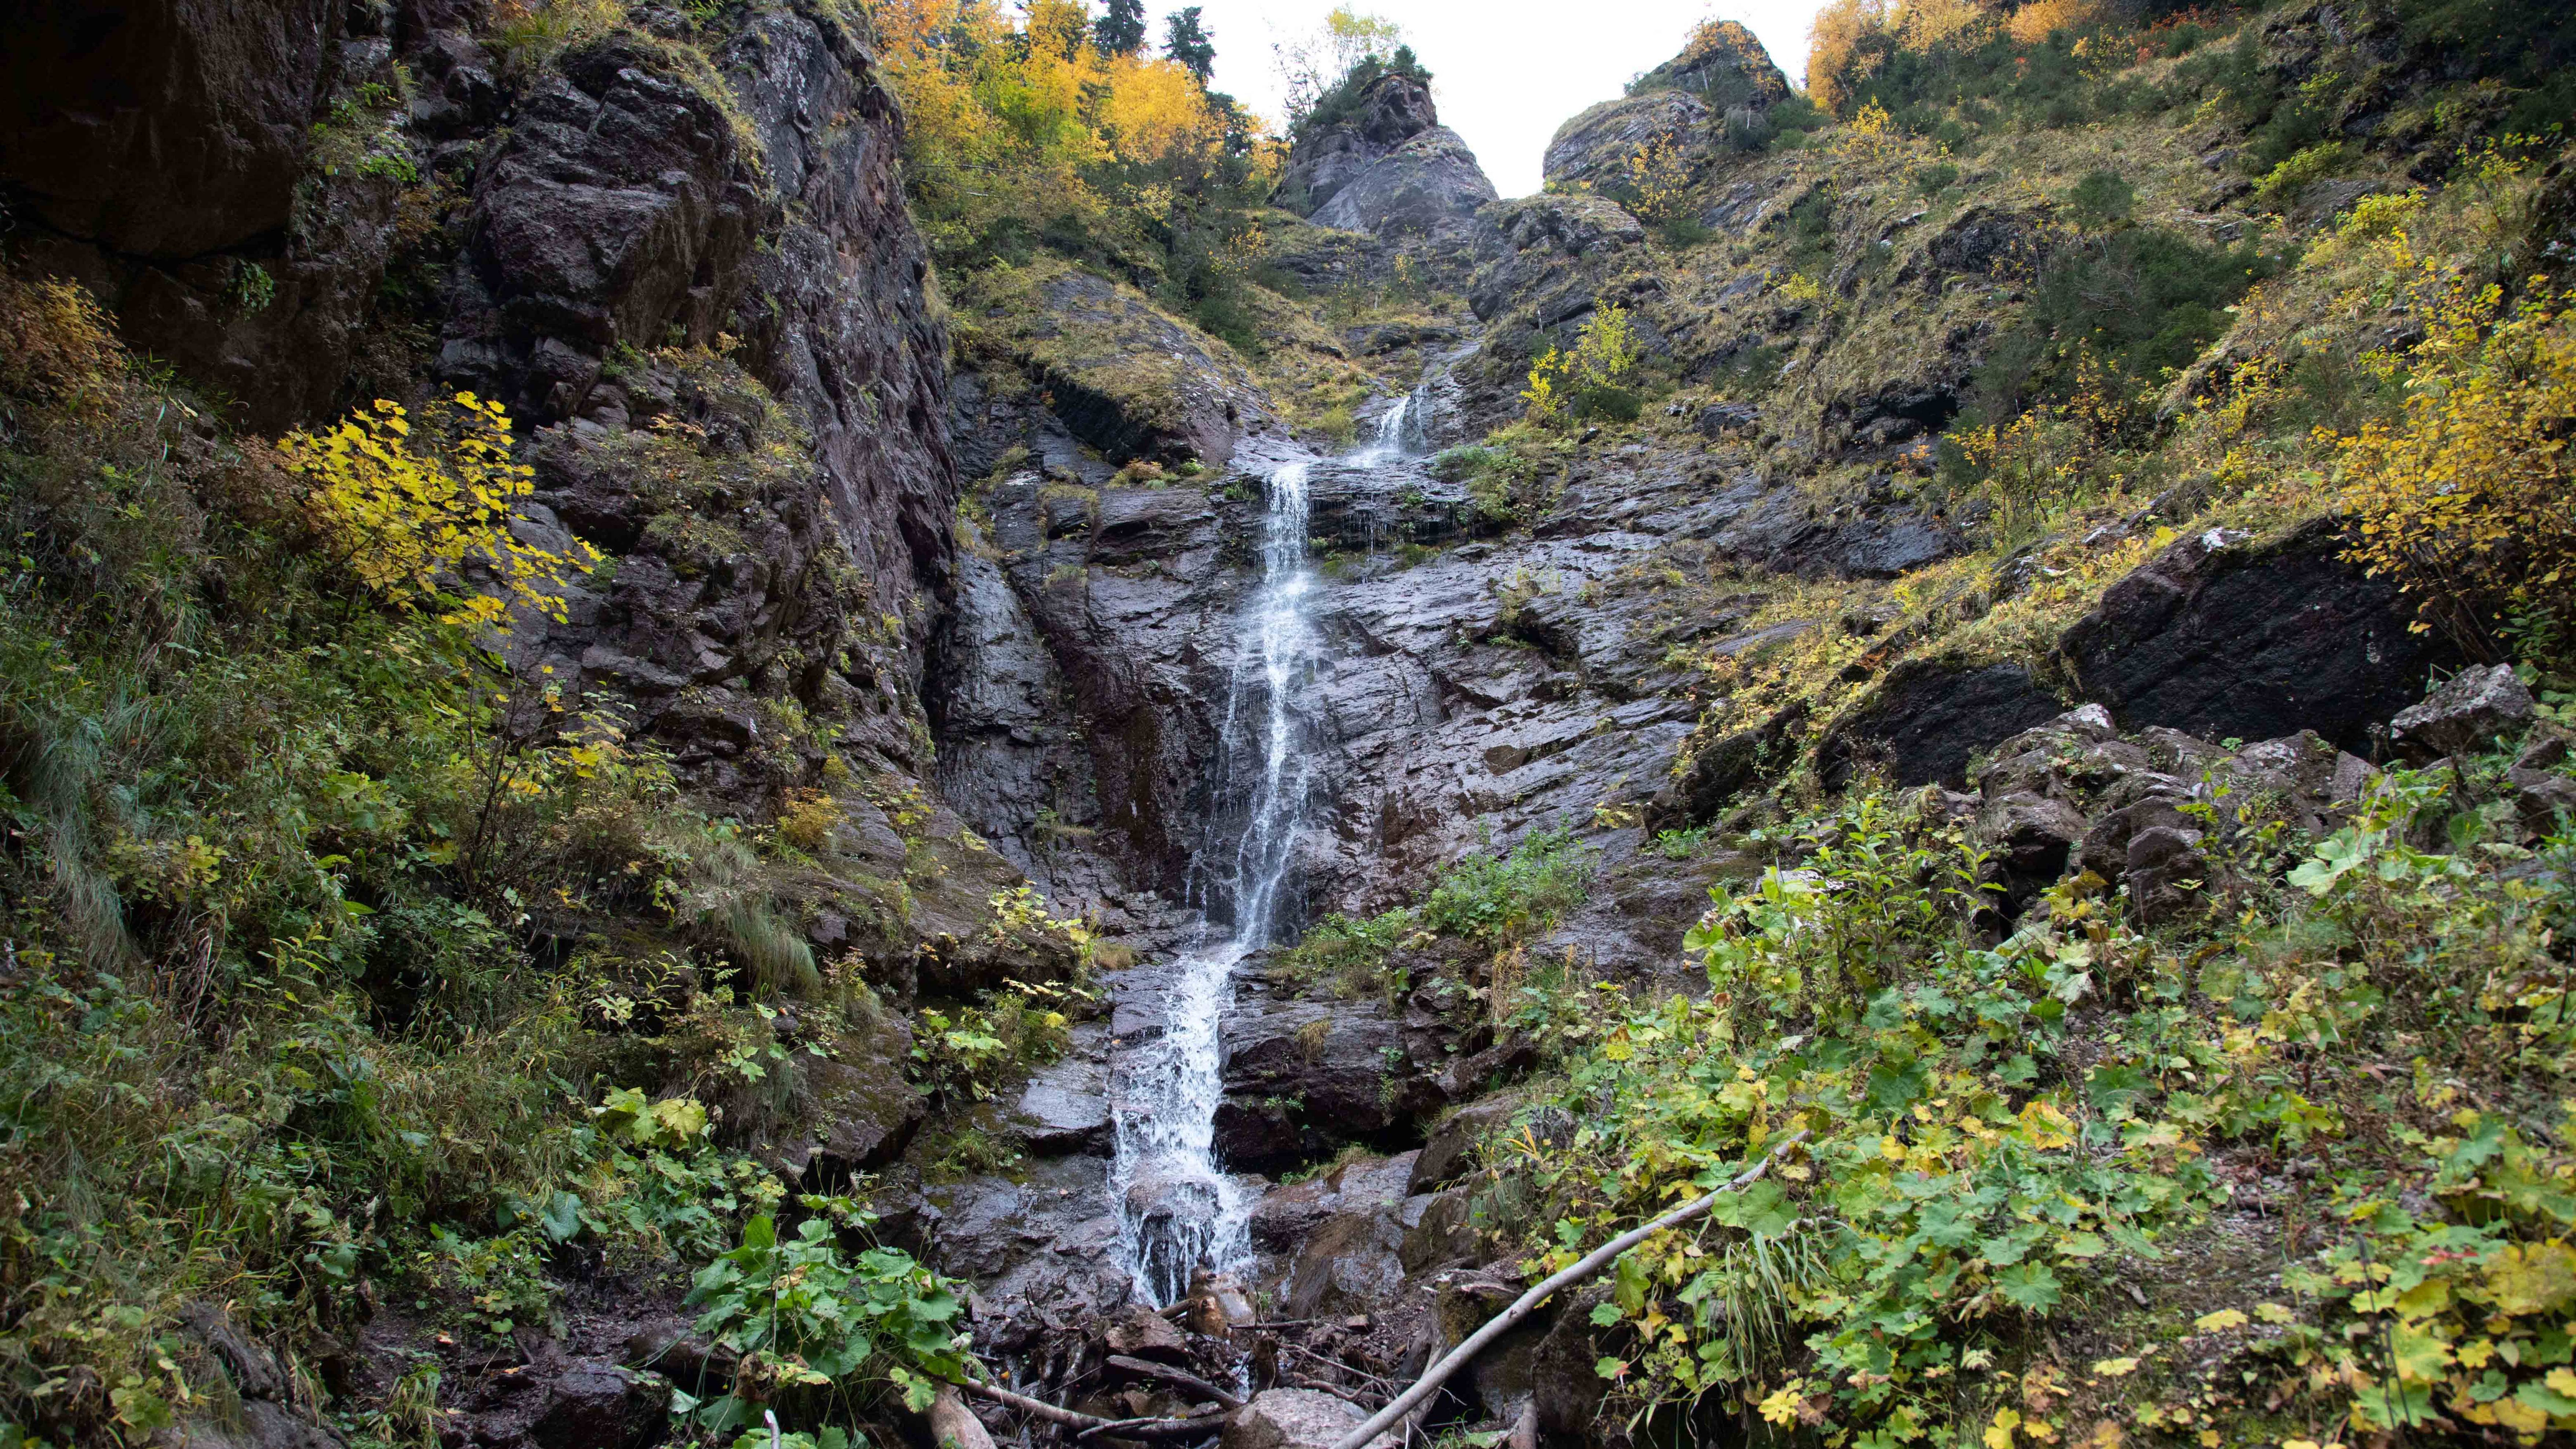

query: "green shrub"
left=2067, top=168, right=2135, bottom=228
left=1486, top=741, right=2576, bottom=1445
left=2252, top=140, right=2355, bottom=211
left=681, top=1211, right=969, bottom=1436
left=1278, top=910, right=1412, bottom=1000
left=1418, top=828, right=1594, bottom=945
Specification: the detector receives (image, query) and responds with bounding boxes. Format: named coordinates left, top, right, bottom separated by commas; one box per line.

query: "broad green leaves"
left=685, top=1214, right=970, bottom=1433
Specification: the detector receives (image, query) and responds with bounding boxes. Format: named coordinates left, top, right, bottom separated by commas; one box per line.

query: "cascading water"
left=1109, top=403, right=1417, bottom=1306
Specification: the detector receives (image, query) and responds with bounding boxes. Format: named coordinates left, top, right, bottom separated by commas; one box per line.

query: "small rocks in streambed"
left=1106, top=1304, right=1194, bottom=1365
left=2388, top=663, right=2535, bottom=762
left=1278, top=1209, right=1409, bottom=1320
left=1223, top=1388, right=1396, bottom=1449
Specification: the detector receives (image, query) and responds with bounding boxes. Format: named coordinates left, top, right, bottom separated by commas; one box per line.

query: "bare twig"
left=1324, top=1131, right=1811, bottom=1449
left=1106, top=1356, right=1245, bottom=1412
left=1278, top=1342, right=1398, bottom=1389
left=956, top=1376, right=1230, bottom=1443
left=1073, top=1412, right=1231, bottom=1442
left=954, top=1377, right=1105, bottom=1430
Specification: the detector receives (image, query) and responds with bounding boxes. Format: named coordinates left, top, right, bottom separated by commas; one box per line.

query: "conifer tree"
left=1163, top=6, right=1214, bottom=82
left=1094, top=0, right=1146, bottom=55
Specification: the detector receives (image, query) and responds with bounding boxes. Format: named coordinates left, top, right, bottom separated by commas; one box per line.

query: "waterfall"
left=1110, top=455, right=1321, bottom=1306
left=1108, top=378, right=1438, bottom=1305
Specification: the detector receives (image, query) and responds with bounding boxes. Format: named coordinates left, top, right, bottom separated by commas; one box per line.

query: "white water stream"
left=1109, top=402, right=1416, bottom=1305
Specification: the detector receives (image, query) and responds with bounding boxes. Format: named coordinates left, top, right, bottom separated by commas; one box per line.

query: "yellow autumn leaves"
left=867, top=0, right=1261, bottom=261
left=278, top=392, right=600, bottom=631
left=1521, top=304, right=1644, bottom=424
left=2333, top=277, right=2576, bottom=664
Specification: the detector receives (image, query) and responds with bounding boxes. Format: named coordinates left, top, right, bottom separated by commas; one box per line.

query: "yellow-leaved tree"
left=867, top=0, right=1267, bottom=265
left=2336, top=279, right=2576, bottom=667
left=1524, top=305, right=1646, bottom=425
left=279, top=392, right=600, bottom=630
left=1806, top=0, right=1893, bottom=116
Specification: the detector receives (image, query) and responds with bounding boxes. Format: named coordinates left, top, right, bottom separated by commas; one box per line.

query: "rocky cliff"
left=4, top=3, right=2574, bottom=1449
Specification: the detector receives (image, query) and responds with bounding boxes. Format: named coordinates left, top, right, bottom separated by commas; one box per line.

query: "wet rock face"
left=946, top=469, right=1245, bottom=892
left=1820, top=660, right=2069, bottom=791
left=2064, top=519, right=2459, bottom=753
left=1214, top=984, right=1430, bottom=1170
left=0, top=0, right=340, bottom=258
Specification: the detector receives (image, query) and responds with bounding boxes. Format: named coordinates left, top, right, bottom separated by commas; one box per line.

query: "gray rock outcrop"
left=1280, top=72, right=1497, bottom=250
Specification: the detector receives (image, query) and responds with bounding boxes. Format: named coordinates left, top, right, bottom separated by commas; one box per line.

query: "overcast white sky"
left=1179, top=1, right=1829, bottom=199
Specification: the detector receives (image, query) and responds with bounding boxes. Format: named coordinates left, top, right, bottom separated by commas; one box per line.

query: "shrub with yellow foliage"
left=2335, top=279, right=2576, bottom=667
left=1523, top=305, right=1645, bottom=425
left=279, top=393, right=602, bottom=630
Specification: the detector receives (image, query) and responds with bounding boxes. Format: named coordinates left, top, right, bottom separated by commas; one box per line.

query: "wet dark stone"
left=2063, top=518, right=2459, bottom=754
left=1820, top=660, right=2068, bottom=790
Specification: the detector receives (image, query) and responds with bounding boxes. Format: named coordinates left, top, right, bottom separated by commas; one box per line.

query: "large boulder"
left=1278, top=72, right=1441, bottom=216
left=1467, top=193, right=1656, bottom=328
left=2063, top=518, right=2459, bottom=753
left=1629, top=19, right=1793, bottom=113
left=1214, top=988, right=1433, bottom=1171
left=1310, top=126, right=1500, bottom=240
left=1543, top=91, right=1710, bottom=193
left=1819, top=659, right=2068, bottom=790
left=1224, top=1390, right=1394, bottom=1449
left=2387, top=663, right=2533, bottom=761
left=958, top=261, right=1276, bottom=468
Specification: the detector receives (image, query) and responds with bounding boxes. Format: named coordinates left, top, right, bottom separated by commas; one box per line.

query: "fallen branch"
left=955, top=1374, right=1232, bottom=1442
left=955, top=1377, right=1103, bottom=1430
left=1105, top=1355, right=1246, bottom=1412
left=1324, top=1130, right=1811, bottom=1449
left=1284, top=1376, right=1382, bottom=1410
left=1073, top=1412, right=1232, bottom=1442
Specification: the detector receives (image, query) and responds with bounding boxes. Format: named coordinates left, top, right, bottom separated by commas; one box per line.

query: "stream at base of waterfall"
left=1107, top=400, right=1417, bottom=1305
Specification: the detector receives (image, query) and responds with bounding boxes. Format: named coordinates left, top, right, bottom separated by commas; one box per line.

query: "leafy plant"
left=278, top=393, right=603, bottom=630
left=680, top=1211, right=970, bottom=1437
left=1522, top=306, right=1645, bottom=426
left=2334, top=278, right=2576, bottom=669
left=1418, top=828, right=1594, bottom=946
